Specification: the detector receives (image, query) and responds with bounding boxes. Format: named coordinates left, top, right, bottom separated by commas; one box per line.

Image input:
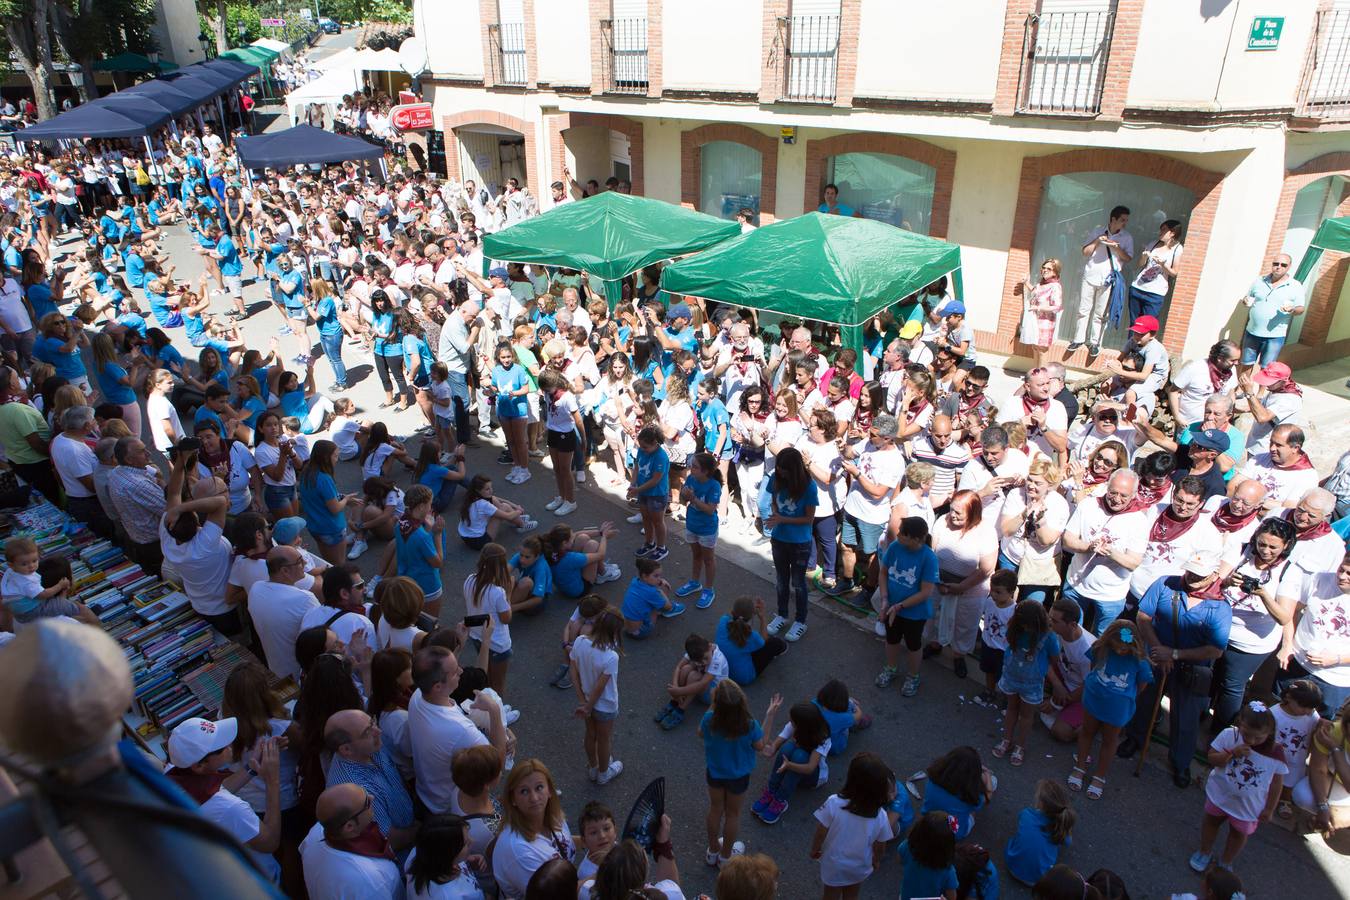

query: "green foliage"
left=318, top=0, right=411, bottom=25
left=226, top=3, right=263, bottom=47
left=54, top=0, right=159, bottom=61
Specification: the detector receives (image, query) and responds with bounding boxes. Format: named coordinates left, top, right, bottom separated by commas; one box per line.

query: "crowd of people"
left=0, top=103, right=1345, bottom=900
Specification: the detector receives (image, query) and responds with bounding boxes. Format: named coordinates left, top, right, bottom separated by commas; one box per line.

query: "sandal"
left=991, top=739, right=1010, bottom=759
left=1067, top=766, right=1086, bottom=792
left=1277, top=799, right=1293, bottom=820
left=1010, top=745, right=1025, bottom=767
left=1087, top=776, right=1106, bottom=800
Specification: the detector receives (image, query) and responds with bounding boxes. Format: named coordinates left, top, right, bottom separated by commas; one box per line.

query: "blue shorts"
left=310, top=528, right=346, bottom=548
left=591, top=708, right=618, bottom=723
left=263, top=483, right=295, bottom=509
left=412, top=372, right=430, bottom=389
left=472, top=639, right=513, bottom=663
left=841, top=513, right=885, bottom=555
left=641, top=496, right=669, bottom=513
left=436, top=415, right=453, bottom=429
left=1241, top=330, right=1285, bottom=367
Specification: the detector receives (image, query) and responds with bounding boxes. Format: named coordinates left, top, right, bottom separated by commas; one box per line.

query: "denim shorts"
left=1241, top=330, right=1285, bottom=367
left=841, top=513, right=885, bottom=554
left=472, top=639, right=513, bottom=663
left=263, top=483, right=295, bottom=509
left=310, top=528, right=346, bottom=548
left=684, top=530, right=717, bottom=548
left=641, top=495, right=669, bottom=513
left=706, top=771, right=750, bottom=794
left=590, top=708, right=618, bottom=723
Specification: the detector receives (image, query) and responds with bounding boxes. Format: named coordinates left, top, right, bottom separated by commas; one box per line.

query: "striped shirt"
left=909, top=434, right=972, bottom=503
left=325, top=746, right=415, bottom=840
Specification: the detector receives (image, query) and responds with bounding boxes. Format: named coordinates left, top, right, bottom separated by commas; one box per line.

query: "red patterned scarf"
left=164, top=768, right=228, bottom=805
left=1207, top=360, right=1230, bottom=394
left=1283, top=509, right=1332, bottom=541
left=1211, top=501, right=1259, bottom=534
left=327, top=820, right=396, bottom=862
left=1149, top=507, right=1200, bottom=543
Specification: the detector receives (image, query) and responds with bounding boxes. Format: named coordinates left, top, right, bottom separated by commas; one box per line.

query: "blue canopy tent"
left=122, top=78, right=214, bottom=116
left=16, top=102, right=169, bottom=141
left=198, top=58, right=260, bottom=85
left=234, top=125, right=384, bottom=173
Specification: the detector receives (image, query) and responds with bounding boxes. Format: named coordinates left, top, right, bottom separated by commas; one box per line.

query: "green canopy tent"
left=221, top=45, right=279, bottom=98
left=482, top=192, right=743, bottom=307
left=93, top=52, right=178, bottom=74
left=660, top=212, right=963, bottom=371
left=1293, top=215, right=1350, bottom=284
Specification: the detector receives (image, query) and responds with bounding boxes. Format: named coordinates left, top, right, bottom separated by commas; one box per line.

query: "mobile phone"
left=463, top=614, right=489, bottom=627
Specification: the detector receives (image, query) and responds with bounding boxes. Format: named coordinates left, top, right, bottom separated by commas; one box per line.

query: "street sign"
left=1247, top=16, right=1283, bottom=51
left=390, top=102, right=434, bottom=132
left=260, top=17, right=285, bottom=27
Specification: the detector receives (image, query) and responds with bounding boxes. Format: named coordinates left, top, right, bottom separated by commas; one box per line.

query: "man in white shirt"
left=1230, top=424, right=1320, bottom=512
left=1239, top=361, right=1306, bottom=456
left=1205, top=479, right=1267, bottom=555
left=161, top=457, right=238, bottom=635
left=201, top=125, right=224, bottom=156
left=996, top=367, right=1068, bottom=467
left=248, top=547, right=320, bottom=682
left=1069, top=204, right=1135, bottom=356
left=1279, top=488, right=1344, bottom=579
left=959, top=425, right=1030, bottom=525
left=831, top=414, right=905, bottom=610
left=1126, top=476, right=1222, bottom=607
left=559, top=286, right=592, bottom=335
left=1277, top=551, right=1350, bottom=720
left=1062, top=469, right=1150, bottom=636
left=300, top=784, right=403, bottom=900
left=1167, top=340, right=1240, bottom=429
left=51, top=406, right=112, bottom=537
left=437, top=298, right=482, bottom=446
left=406, top=645, right=508, bottom=813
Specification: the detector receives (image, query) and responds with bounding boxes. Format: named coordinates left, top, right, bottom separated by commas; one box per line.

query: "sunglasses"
left=1271, top=261, right=1289, bottom=267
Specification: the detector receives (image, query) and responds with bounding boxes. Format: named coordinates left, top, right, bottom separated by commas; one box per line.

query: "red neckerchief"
left=1206, top=360, right=1230, bottom=394
left=165, top=768, right=228, bottom=805
left=1150, top=507, right=1200, bottom=543
left=1211, top=501, right=1259, bottom=534
left=959, top=390, right=987, bottom=419
left=1099, top=494, right=1148, bottom=517
left=853, top=406, right=873, bottom=431
left=398, top=511, right=424, bottom=541
left=1082, top=466, right=1111, bottom=487
left=1021, top=394, right=1050, bottom=434
left=327, top=820, right=396, bottom=862
left=1274, top=452, right=1315, bottom=471
left=1283, top=509, right=1332, bottom=541
left=1268, top=380, right=1303, bottom=397
left=906, top=398, right=929, bottom=425
left=1135, top=480, right=1169, bottom=509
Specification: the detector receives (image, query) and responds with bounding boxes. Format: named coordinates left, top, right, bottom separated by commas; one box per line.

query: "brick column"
left=523, top=0, right=538, bottom=89
left=992, top=0, right=1038, bottom=116
left=759, top=0, right=789, bottom=105
left=646, top=0, right=663, bottom=98
left=833, top=0, right=861, bottom=107
left=479, top=0, right=499, bottom=89
left=1097, top=0, right=1145, bottom=120
left=589, top=0, right=608, bottom=95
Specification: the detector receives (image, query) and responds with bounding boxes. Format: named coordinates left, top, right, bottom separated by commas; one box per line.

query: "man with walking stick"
left=1116, top=550, right=1232, bottom=789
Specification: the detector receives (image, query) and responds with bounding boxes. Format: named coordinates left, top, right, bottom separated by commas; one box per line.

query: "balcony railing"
left=1016, top=9, right=1116, bottom=116
left=488, top=22, right=527, bottom=86
left=1298, top=7, right=1350, bottom=121
left=600, top=17, right=648, bottom=95
left=781, top=14, right=839, bottom=103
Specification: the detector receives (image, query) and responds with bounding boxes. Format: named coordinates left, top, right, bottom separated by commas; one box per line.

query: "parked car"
left=319, top=17, right=341, bottom=34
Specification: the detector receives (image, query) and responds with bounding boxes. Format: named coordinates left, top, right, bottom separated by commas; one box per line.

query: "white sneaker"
left=513, top=467, right=531, bottom=484
left=785, top=621, right=808, bottom=642
left=873, top=619, right=886, bottom=637
left=554, top=500, right=577, bottom=516
left=596, top=759, right=624, bottom=785
left=575, top=470, right=586, bottom=483
left=503, top=705, right=521, bottom=726
left=626, top=512, right=643, bottom=524
left=346, top=538, right=368, bottom=560
left=545, top=496, right=563, bottom=511
left=718, top=841, right=746, bottom=867
left=516, top=518, right=538, bottom=534
left=766, top=615, right=786, bottom=636
left=504, top=469, right=523, bottom=484
left=595, top=562, right=621, bottom=584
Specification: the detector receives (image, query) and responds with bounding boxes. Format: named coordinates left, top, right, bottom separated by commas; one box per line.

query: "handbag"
left=1018, top=291, right=1039, bottom=345
left=1170, top=590, right=1213, bottom=696
left=1016, top=552, right=1060, bottom=587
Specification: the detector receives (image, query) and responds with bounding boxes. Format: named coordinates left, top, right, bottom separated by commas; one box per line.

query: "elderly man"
left=91, top=436, right=118, bottom=522
left=299, top=784, right=402, bottom=900
left=559, top=286, right=592, bottom=335
left=1230, top=423, right=1319, bottom=511
left=1069, top=204, right=1135, bottom=357
left=1062, top=469, right=1150, bottom=635
left=407, top=645, right=508, bottom=813
left=906, top=414, right=971, bottom=511
left=1278, top=550, right=1350, bottom=720
left=996, top=367, right=1069, bottom=468
left=714, top=321, right=765, bottom=413
left=1281, top=488, right=1344, bottom=578
left=1126, top=475, right=1223, bottom=610
left=1241, top=252, right=1304, bottom=376
left=437, top=298, right=481, bottom=446
left=248, top=546, right=320, bottom=682
left=1120, top=550, right=1233, bottom=788
left=1168, top=340, right=1241, bottom=430
left=1206, top=478, right=1267, bottom=554
left=324, top=709, right=417, bottom=852
left=1137, top=393, right=1244, bottom=479
left=769, top=326, right=817, bottom=389
left=958, top=424, right=1030, bottom=525
left=1239, top=361, right=1306, bottom=456
left=51, top=406, right=113, bottom=537
left=108, top=437, right=167, bottom=576
left=1043, top=361, right=1078, bottom=424
left=831, top=414, right=905, bottom=608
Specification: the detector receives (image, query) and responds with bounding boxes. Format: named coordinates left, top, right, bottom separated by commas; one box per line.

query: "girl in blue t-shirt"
left=1072, top=619, right=1154, bottom=799
left=490, top=341, right=532, bottom=485
left=921, top=746, right=997, bottom=840
left=547, top=522, right=620, bottom=599
left=899, top=812, right=959, bottom=900
left=766, top=447, right=818, bottom=644
left=509, top=535, right=552, bottom=616
left=276, top=361, right=334, bottom=435
left=699, top=680, right=782, bottom=868
left=696, top=376, right=732, bottom=492
left=814, top=679, right=870, bottom=758
left=715, top=596, right=787, bottom=686
left=995, top=601, right=1061, bottom=767
left=753, top=701, right=830, bottom=825
left=394, top=484, right=444, bottom=613
left=91, top=332, right=141, bottom=437
left=413, top=442, right=466, bottom=515
left=675, top=452, right=722, bottom=611
left=1004, top=779, right=1075, bottom=886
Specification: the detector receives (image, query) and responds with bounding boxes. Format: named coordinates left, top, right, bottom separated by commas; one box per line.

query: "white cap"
left=1183, top=550, right=1221, bottom=577
left=167, top=717, right=237, bottom=769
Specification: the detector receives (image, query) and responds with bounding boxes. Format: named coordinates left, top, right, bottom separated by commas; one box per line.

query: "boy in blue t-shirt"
left=394, top=485, right=444, bottom=608
left=509, top=536, right=552, bottom=615
left=629, top=424, right=671, bottom=562
left=620, top=557, right=683, bottom=639
left=876, top=516, right=940, bottom=697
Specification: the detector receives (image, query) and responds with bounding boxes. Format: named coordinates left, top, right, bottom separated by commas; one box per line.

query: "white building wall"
left=662, top=0, right=762, bottom=93
left=155, top=0, right=208, bottom=66
left=536, top=0, right=591, bottom=87
left=853, top=0, right=1003, bottom=102
left=946, top=142, right=1024, bottom=337
left=417, top=0, right=484, bottom=79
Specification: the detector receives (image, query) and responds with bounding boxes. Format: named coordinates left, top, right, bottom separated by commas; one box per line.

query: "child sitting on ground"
left=552, top=593, right=607, bottom=690
left=1, top=537, right=95, bottom=630
left=621, top=557, right=684, bottom=639
left=1004, top=778, right=1075, bottom=885
left=753, top=701, right=832, bottom=825
left=814, top=679, right=872, bottom=757
left=510, top=535, right=553, bottom=617
left=654, top=633, right=728, bottom=731
left=575, top=801, right=619, bottom=882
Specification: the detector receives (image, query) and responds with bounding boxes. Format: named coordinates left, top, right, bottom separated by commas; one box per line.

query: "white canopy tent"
left=347, top=48, right=406, bottom=72
left=286, top=67, right=362, bottom=127
left=314, top=46, right=361, bottom=72
left=252, top=38, right=292, bottom=56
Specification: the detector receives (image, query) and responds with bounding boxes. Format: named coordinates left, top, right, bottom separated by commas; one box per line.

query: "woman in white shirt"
left=597, top=353, right=635, bottom=486
left=462, top=544, right=515, bottom=694
left=1067, top=405, right=1136, bottom=470
left=798, top=406, right=844, bottom=591
left=998, top=457, right=1069, bottom=605
left=1129, top=219, right=1183, bottom=323
left=491, top=760, right=575, bottom=900
left=925, top=490, right=999, bottom=679
left=659, top=376, right=697, bottom=515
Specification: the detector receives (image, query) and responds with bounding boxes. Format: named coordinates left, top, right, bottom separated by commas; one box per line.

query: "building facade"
left=413, top=0, right=1350, bottom=371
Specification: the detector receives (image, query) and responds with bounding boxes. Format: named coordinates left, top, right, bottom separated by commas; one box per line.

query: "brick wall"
left=548, top=112, right=646, bottom=197
left=478, top=0, right=536, bottom=89
left=479, top=0, right=498, bottom=90
left=588, top=0, right=608, bottom=94
left=1097, top=0, right=1144, bottom=120
left=758, top=0, right=790, bottom=105
left=680, top=123, right=779, bottom=222
left=984, top=148, right=1225, bottom=370
left=801, top=133, right=956, bottom=238
left=441, top=109, right=540, bottom=191
left=992, top=0, right=1038, bottom=116
left=834, top=0, right=861, bottom=108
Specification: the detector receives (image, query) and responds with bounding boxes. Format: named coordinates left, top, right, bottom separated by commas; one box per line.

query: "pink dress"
left=1031, top=280, right=1063, bottom=348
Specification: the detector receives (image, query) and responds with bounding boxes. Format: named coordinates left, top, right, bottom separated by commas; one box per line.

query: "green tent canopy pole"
left=842, top=323, right=867, bottom=377
left=604, top=280, right=623, bottom=311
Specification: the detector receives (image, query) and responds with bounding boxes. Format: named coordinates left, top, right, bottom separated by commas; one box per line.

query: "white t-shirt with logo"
left=1219, top=545, right=1292, bottom=655
left=1291, top=570, right=1350, bottom=688
left=1235, top=454, right=1319, bottom=508
left=1171, top=359, right=1236, bottom=428
left=842, top=444, right=905, bottom=525
left=997, top=398, right=1068, bottom=464
left=1127, top=514, right=1223, bottom=599
left=959, top=448, right=1031, bottom=525
left=1064, top=502, right=1151, bottom=602
left=1204, top=727, right=1288, bottom=824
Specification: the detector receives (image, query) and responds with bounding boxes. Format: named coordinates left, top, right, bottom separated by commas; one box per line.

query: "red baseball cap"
left=1253, top=361, right=1292, bottom=385
left=1128, top=315, right=1160, bottom=334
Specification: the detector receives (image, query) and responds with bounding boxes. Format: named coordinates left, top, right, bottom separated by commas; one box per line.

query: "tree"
left=197, top=0, right=228, bottom=54
left=0, top=0, right=59, bottom=120
left=50, top=0, right=159, bottom=104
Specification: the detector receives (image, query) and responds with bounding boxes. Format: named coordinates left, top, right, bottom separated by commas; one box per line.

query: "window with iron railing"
left=1016, top=3, right=1117, bottom=116
left=488, top=21, right=528, bottom=86
left=600, top=17, right=649, bottom=94
left=781, top=14, right=840, bottom=103
left=1299, top=6, right=1350, bottom=121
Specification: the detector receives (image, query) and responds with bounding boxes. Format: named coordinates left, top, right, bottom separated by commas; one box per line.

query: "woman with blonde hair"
left=998, top=456, right=1068, bottom=604
left=91, top=332, right=143, bottom=438
left=1023, top=258, right=1063, bottom=366
left=491, top=759, right=573, bottom=899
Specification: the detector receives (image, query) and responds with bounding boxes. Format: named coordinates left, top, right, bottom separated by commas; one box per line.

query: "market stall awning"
left=1293, top=215, right=1350, bottom=285
left=483, top=192, right=741, bottom=300
left=197, top=57, right=261, bottom=86
left=120, top=77, right=208, bottom=115
left=286, top=68, right=362, bottom=126
left=347, top=47, right=407, bottom=72
left=93, top=51, right=177, bottom=73
left=235, top=123, right=384, bottom=170
left=16, top=101, right=170, bottom=140
left=660, top=212, right=962, bottom=327
left=220, top=45, right=279, bottom=68
left=251, top=38, right=292, bottom=55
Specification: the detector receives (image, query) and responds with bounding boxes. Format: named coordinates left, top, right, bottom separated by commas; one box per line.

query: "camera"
left=1240, top=575, right=1261, bottom=594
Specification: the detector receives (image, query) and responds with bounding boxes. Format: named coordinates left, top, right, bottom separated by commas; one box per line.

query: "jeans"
left=1128, top=285, right=1165, bottom=323
left=1212, top=645, right=1273, bottom=732
left=806, top=513, right=838, bottom=580
left=375, top=353, right=408, bottom=396
left=1063, top=584, right=1123, bottom=637
left=320, top=331, right=346, bottom=386
left=54, top=202, right=79, bottom=232
left=1240, top=330, right=1286, bottom=367
left=1276, top=657, right=1350, bottom=720
left=1127, top=661, right=1212, bottom=775
left=446, top=371, right=472, bottom=445
left=771, top=539, right=810, bottom=623
left=766, top=742, right=819, bottom=800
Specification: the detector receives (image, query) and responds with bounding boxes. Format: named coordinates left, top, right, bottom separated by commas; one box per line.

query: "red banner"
left=390, top=103, right=434, bottom=132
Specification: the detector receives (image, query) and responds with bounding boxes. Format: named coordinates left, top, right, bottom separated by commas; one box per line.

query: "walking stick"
left=1134, top=664, right=1169, bottom=777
